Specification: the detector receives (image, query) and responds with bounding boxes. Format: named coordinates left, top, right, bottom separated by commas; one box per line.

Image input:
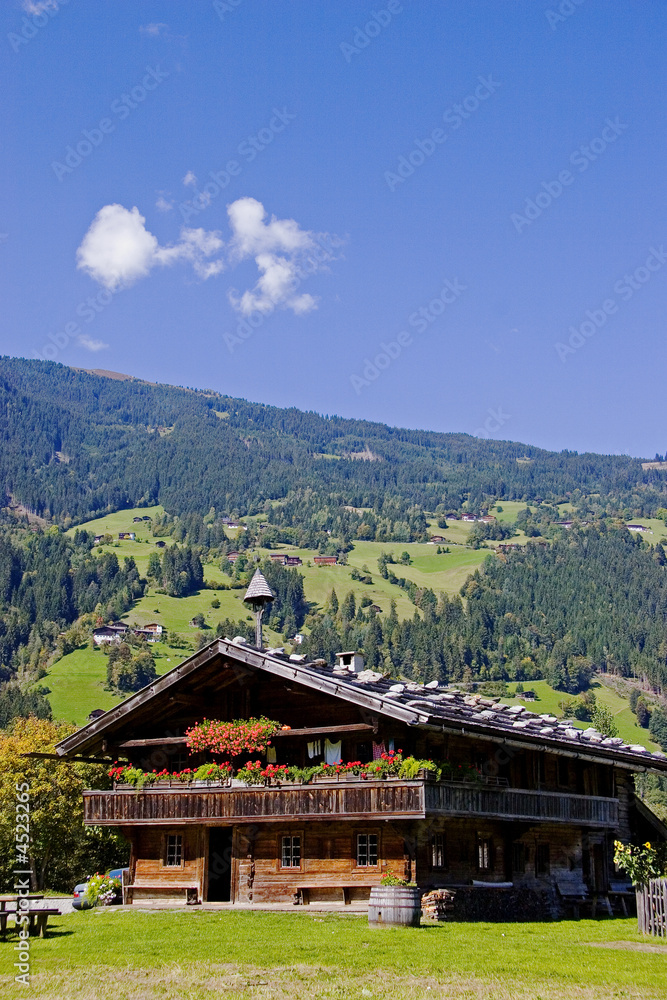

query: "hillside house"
left=269, top=554, right=288, bottom=565
left=430, top=535, right=447, bottom=543
left=133, top=517, right=143, bottom=523
left=627, top=525, right=650, bottom=533
left=314, top=555, right=337, bottom=566
left=92, top=626, right=122, bottom=645
left=285, top=556, right=302, bottom=566
left=461, top=514, right=477, bottom=522
left=141, top=623, right=164, bottom=635
left=155, top=540, right=166, bottom=548
left=133, top=629, right=160, bottom=643
left=227, top=551, right=240, bottom=564
left=56, top=639, right=667, bottom=916
left=118, top=532, right=135, bottom=540
left=93, top=535, right=104, bottom=544
left=480, top=515, right=497, bottom=524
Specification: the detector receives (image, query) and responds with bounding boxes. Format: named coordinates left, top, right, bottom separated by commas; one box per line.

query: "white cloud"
left=78, top=334, right=109, bottom=352
left=76, top=204, right=224, bottom=290
left=22, top=0, right=57, bottom=14
left=76, top=197, right=337, bottom=313
left=155, top=195, right=174, bottom=212
left=183, top=171, right=197, bottom=188
left=226, top=197, right=324, bottom=316
left=140, top=22, right=168, bottom=36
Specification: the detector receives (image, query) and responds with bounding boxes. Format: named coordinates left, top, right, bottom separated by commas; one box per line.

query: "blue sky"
left=1, top=1, right=665, bottom=457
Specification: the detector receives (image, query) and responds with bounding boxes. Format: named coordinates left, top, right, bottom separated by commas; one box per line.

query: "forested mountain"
left=2, top=357, right=666, bottom=523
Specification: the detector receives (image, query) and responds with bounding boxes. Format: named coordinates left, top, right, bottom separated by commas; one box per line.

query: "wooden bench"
left=609, top=880, right=635, bottom=917
left=294, top=882, right=376, bottom=906
left=126, top=883, right=199, bottom=904
left=27, top=908, right=61, bottom=937
left=2, top=906, right=61, bottom=938
left=556, top=878, right=590, bottom=919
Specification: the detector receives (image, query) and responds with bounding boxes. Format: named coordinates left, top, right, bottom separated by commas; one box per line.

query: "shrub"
left=591, top=705, right=619, bottom=738
left=614, top=840, right=667, bottom=887
left=649, top=707, right=667, bottom=752
left=635, top=697, right=651, bottom=728
left=83, top=872, right=121, bottom=906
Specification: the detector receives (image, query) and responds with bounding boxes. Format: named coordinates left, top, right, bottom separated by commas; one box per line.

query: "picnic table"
left=0, top=894, right=60, bottom=938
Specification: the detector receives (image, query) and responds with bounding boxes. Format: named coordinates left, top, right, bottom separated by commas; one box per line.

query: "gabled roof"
left=54, top=639, right=667, bottom=774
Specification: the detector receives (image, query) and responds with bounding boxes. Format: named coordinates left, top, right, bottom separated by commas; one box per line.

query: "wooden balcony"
left=424, top=782, right=619, bottom=827
left=84, top=779, right=619, bottom=828
left=83, top=779, right=425, bottom=825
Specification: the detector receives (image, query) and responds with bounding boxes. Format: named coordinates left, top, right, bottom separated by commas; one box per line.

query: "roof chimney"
left=335, top=650, right=365, bottom=674
left=243, top=569, right=275, bottom=649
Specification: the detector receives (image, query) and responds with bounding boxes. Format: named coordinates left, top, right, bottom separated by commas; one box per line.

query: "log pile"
left=421, top=889, right=456, bottom=921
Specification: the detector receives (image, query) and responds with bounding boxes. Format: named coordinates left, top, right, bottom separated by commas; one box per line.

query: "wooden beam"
left=22, top=752, right=121, bottom=764
left=119, top=737, right=187, bottom=748
left=274, top=723, right=375, bottom=738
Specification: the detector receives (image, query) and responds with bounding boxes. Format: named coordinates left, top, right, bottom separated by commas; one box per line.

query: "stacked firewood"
left=421, top=889, right=456, bottom=921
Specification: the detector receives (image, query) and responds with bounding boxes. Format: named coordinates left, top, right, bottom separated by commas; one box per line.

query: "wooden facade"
left=56, top=639, right=667, bottom=914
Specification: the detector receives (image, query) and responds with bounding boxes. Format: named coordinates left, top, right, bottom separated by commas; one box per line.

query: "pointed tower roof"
left=244, top=569, right=275, bottom=603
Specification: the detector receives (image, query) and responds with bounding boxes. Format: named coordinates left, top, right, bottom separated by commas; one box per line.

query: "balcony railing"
left=424, top=782, right=619, bottom=827
left=84, top=778, right=619, bottom=828
left=83, top=779, right=425, bottom=825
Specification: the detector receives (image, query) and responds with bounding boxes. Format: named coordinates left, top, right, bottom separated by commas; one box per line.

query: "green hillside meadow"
left=43, top=506, right=661, bottom=748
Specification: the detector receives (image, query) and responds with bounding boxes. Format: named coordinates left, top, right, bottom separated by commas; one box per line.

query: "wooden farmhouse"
left=56, top=638, right=667, bottom=916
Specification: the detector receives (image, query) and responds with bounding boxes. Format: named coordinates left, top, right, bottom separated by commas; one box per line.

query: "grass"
left=502, top=679, right=659, bottom=752
left=490, top=501, right=527, bottom=524
left=0, top=910, right=664, bottom=1000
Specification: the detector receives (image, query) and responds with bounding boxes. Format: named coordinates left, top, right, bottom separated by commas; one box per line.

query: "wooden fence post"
left=636, top=879, right=667, bottom=937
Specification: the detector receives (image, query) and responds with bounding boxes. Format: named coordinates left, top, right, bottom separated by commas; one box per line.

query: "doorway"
left=207, top=827, right=233, bottom=902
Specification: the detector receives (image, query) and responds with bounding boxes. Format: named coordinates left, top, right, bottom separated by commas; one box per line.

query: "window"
left=431, top=834, right=445, bottom=869
left=172, top=752, right=188, bottom=772
left=165, top=834, right=182, bottom=867
left=281, top=836, right=301, bottom=868
left=558, top=757, right=569, bottom=787
left=512, top=843, right=526, bottom=874
left=536, top=844, right=550, bottom=876
left=356, top=833, right=378, bottom=867
left=477, top=838, right=491, bottom=871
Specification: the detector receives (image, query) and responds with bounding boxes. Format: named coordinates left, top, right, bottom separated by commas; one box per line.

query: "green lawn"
left=490, top=501, right=527, bottom=523
left=0, top=910, right=663, bottom=1000
left=503, top=679, right=659, bottom=752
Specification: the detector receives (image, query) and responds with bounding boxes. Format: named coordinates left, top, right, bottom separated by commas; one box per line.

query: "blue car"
left=72, top=868, right=128, bottom=910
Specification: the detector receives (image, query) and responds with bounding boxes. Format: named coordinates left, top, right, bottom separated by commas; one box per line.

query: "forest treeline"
left=2, top=357, right=667, bottom=524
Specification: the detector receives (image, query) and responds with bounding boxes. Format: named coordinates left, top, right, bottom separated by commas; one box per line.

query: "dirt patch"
left=584, top=940, right=667, bottom=955
left=1, top=963, right=663, bottom=1000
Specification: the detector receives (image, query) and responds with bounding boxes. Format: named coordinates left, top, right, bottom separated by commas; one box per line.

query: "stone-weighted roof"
left=55, top=636, right=667, bottom=772
left=278, top=651, right=667, bottom=770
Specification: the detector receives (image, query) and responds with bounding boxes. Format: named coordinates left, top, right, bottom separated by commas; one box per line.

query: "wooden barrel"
left=368, top=886, right=421, bottom=927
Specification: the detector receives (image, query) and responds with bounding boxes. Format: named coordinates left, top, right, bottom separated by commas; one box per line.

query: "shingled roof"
left=55, top=638, right=667, bottom=773
left=243, top=569, right=274, bottom=603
